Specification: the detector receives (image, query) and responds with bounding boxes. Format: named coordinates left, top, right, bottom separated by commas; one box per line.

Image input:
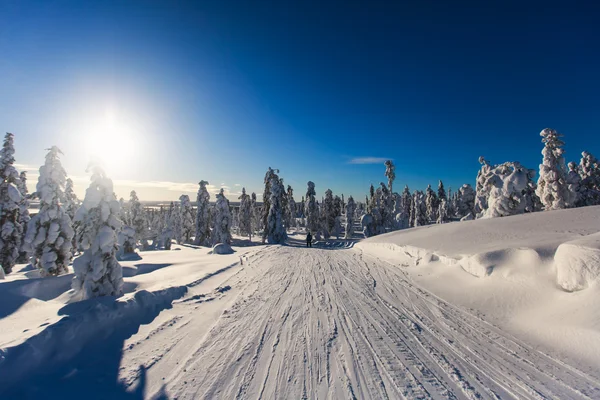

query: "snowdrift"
left=358, top=206, right=600, bottom=280
left=556, top=232, right=600, bottom=291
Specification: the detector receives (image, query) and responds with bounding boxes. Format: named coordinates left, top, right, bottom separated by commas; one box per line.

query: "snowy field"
left=2, top=209, right=600, bottom=399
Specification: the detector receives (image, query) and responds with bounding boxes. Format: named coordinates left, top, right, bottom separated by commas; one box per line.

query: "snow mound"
left=459, top=247, right=541, bottom=278
left=555, top=232, right=600, bottom=292
left=210, top=243, right=234, bottom=255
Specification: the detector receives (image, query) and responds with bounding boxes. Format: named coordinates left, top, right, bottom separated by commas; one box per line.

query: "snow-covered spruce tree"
left=447, top=187, right=454, bottom=218
left=437, top=180, right=447, bottom=202
left=437, top=199, right=449, bottom=224
left=160, top=202, right=174, bottom=250
left=0, top=133, right=23, bottom=275
left=425, top=184, right=438, bottom=223
left=128, top=190, right=146, bottom=243
left=578, top=152, right=600, bottom=206
left=250, top=192, right=259, bottom=235
left=379, top=183, right=394, bottom=230
left=323, top=189, right=335, bottom=238
left=482, top=162, right=540, bottom=218
left=384, top=160, right=396, bottom=193
left=345, top=195, right=356, bottom=239
left=238, top=187, right=252, bottom=240
left=194, top=180, right=211, bottom=246
left=536, top=128, right=573, bottom=210
left=261, top=167, right=277, bottom=243
left=16, top=171, right=31, bottom=263
left=396, top=185, right=411, bottom=229
left=25, top=146, right=74, bottom=276
left=305, top=181, right=319, bottom=234
left=212, top=188, right=232, bottom=245
left=412, top=191, right=427, bottom=227
left=333, top=195, right=342, bottom=219
left=64, top=178, right=79, bottom=221
left=286, top=185, right=296, bottom=230
left=72, top=164, right=123, bottom=300
left=299, top=195, right=305, bottom=218
left=169, top=201, right=182, bottom=245
left=265, top=173, right=287, bottom=244
left=457, top=184, right=476, bottom=220
left=178, top=194, right=194, bottom=244
left=475, top=156, right=493, bottom=216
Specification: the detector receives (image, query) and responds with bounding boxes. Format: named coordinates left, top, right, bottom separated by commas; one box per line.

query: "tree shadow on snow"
left=122, top=263, right=173, bottom=278
left=0, top=273, right=74, bottom=318
left=0, top=289, right=184, bottom=399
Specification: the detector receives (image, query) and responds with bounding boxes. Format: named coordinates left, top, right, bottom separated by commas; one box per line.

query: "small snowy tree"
left=456, top=184, right=476, bottom=220
left=437, top=199, right=449, bottom=224
left=64, top=178, right=79, bottom=221
left=536, top=128, right=573, bottom=210
left=178, top=194, right=194, bottom=244
left=475, top=156, right=493, bottom=216
left=323, top=189, right=335, bottom=238
left=425, top=184, right=438, bottom=223
left=578, top=152, right=600, bottom=206
left=195, top=180, right=211, bottom=246
left=345, top=195, right=356, bottom=239
left=305, top=181, right=319, bottom=234
left=25, top=147, right=74, bottom=276
left=212, top=188, right=232, bottom=245
left=482, top=162, right=540, bottom=218
left=285, top=185, right=296, bottom=230
left=0, top=133, right=23, bottom=274
left=411, top=191, right=427, bottom=227
left=250, top=192, right=260, bottom=235
left=72, top=165, right=123, bottom=300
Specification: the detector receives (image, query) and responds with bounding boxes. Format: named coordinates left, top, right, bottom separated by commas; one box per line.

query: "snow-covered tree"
left=127, top=190, right=146, bottom=242
left=212, top=188, right=232, bottom=245
left=16, top=171, right=31, bottom=263
left=265, top=172, right=287, bottom=244
left=437, top=180, right=447, bottom=202
left=322, top=189, right=335, bottom=238
left=177, top=194, right=194, bottom=244
left=437, top=199, right=449, bottom=224
left=475, top=156, right=493, bottom=216
left=345, top=195, right=356, bottom=239
left=285, top=185, right=296, bottom=230
left=305, top=181, right=319, bottom=234
left=395, top=185, right=411, bottom=229
left=24, top=147, right=74, bottom=276
left=425, top=184, right=438, bottom=223
left=578, top=152, right=600, bottom=206
left=482, top=161, right=540, bottom=218
left=456, top=184, right=476, bottom=220
left=537, top=128, right=573, bottom=210
left=0, top=133, right=23, bottom=275
left=238, top=187, right=252, bottom=240
left=194, top=180, right=211, bottom=246
left=384, top=160, right=396, bottom=193
left=64, top=178, right=79, bottom=221
left=411, top=191, right=427, bottom=227
left=72, top=164, right=123, bottom=300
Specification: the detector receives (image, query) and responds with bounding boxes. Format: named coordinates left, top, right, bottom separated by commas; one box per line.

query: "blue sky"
left=1, top=0, right=599, bottom=201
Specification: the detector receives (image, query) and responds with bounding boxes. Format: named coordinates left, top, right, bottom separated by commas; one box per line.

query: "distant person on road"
left=306, top=231, right=313, bottom=248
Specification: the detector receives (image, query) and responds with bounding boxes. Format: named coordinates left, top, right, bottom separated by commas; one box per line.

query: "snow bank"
left=358, top=206, right=600, bottom=277
left=556, top=232, right=600, bottom=291
left=0, top=286, right=187, bottom=390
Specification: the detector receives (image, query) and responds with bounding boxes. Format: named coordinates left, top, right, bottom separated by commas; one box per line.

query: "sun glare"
left=84, top=108, right=137, bottom=173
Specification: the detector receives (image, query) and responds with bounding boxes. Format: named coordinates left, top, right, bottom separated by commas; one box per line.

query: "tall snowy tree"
left=384, top=160, right=396, bottom=193
left=322, top=189, right=335, bottom=238
left=475, top=156, right=493, bottom=216
left=64, top=178, right=79, bottom=221
left=250, top=192, right=259, bottom=234
left=437, top=180, right=447, bottom=202
left=238, top=187, right=252, bottom=240
left=425, top=184, right=438, bottom=223
left=285, top=185, right=296, bottom=230
left=437, top=199, right=449, bottom=224
left=72, top=164, right=123, bottom=300
left=127, top=190, right=146, bottom=242
left=411, top=191, right=427, bottom=227
left=261, top=167, right=277, bottom=243
left=265, top=172, right=287, bottom=244
left=178, top=194, right=195, bottom=244
left=212, top=188, right=232, bottom=245
left=345, top=195, right=356, bottom=239
left=24, top=147, right=74, bottom=276
left=305, top=181, right=319, bottom=234
left=16, top=171, right=31, bottom=263
left=0, top=133, right=23, bottom=275
left=194, top=180, right=211, bottom=246
left=536, top=128, right=573, bottom=210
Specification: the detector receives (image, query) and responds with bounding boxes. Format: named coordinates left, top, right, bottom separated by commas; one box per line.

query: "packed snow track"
left=164, top=245, right=599, bottom=400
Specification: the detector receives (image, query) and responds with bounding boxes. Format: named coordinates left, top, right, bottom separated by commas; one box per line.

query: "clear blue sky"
left=1, top=0, right=599, bottom=201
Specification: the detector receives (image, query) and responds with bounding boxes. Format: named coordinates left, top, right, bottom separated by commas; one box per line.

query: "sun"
left=84, top=109, right=136, bottom=173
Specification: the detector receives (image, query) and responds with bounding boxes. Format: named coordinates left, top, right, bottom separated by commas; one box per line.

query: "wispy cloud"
left=348, top=157, right=391, bottom=165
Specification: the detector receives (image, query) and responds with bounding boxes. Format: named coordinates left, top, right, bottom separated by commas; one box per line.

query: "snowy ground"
left=1, top=210, right=600, bottom=399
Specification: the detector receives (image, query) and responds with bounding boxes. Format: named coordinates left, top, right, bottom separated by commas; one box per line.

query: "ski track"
left=137, top=244, right=599, bottom=400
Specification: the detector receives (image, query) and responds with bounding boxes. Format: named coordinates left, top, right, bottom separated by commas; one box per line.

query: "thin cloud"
left=348, top=157, right=391, bottom=165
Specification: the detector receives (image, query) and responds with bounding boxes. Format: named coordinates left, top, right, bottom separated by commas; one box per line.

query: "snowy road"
left=137, top=244, right=600, bottom=400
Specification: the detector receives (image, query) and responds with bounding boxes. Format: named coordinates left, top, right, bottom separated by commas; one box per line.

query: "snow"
left=555, top=232, right=600, bottom=291
left=210, top=243, right=234, bottom=255
left=1, top=206, right=600, bottom=398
